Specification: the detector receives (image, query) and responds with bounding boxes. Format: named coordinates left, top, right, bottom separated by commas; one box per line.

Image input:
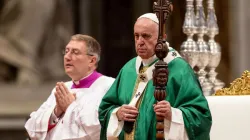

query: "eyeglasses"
left=134, top=33, right=152, bottom=40
left=62, top=48, right=94, bottom=56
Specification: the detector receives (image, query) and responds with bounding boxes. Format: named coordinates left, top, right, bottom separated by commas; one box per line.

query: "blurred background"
left=0, top=0, right=249, bottom=139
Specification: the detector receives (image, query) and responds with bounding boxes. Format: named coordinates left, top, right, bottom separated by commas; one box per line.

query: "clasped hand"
left=153, top=100, right=172, bottom=121
left=116, top=101, right=171, bottom=122
left=116, top=105, right=138, bottom=122
left=54, top=82, right=76, bottom=117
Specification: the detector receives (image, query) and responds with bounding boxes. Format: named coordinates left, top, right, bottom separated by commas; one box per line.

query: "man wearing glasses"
left=25, top=34, right=114, bottom=140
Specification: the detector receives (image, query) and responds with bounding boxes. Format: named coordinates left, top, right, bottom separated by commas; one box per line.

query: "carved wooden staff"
left=152, top=0, right=172, bottom=140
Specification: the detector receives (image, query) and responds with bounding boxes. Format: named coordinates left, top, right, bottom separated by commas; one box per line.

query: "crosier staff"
left=152, top=0, right=173, bottom=139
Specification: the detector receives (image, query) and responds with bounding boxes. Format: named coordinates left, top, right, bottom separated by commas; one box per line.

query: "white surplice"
left=25, top=76, right=114, bottom=140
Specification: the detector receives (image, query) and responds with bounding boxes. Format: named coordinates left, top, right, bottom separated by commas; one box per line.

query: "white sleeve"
left=49, top=110, right=60, bottom=125
left=24, top=89, right=56, bottom=140
left=61, top=100, right=102, bottom=139
left=164, top=107, right=189, bottom=140
left=106, top=107, right=124, bottom=140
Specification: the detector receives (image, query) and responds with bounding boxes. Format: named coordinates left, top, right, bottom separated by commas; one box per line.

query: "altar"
left=207, top=96, right=250, bottom=140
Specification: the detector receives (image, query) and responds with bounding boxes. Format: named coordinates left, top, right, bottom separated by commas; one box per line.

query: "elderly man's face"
left=134, top=18, right=158, bottom=59
left=64, top=40, right=94, bottom=81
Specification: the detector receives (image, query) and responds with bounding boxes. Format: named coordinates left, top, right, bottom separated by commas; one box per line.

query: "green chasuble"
left=99, top=56, right=212, bottom=140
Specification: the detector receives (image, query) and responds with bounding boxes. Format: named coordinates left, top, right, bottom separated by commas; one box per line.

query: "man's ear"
left=89, top=56, right=97, bottom=66
left=163, top=34, right=167, bottom=40
left=170, top=4, right=173, bottom=12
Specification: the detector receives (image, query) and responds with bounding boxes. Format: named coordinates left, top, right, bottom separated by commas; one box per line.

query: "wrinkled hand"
left=54, top=82, right=76, bottom=114
left=154, top=100, right=172, bottom=121
left=116, top=105, right=138, bottom=122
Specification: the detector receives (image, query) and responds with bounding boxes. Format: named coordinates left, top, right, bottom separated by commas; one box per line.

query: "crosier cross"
left=153, top=0, right=172, bottom=41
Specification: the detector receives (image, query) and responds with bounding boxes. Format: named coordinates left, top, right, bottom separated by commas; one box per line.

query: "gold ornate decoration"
left=124, top=66, right=149, bottom=139
left=214, top=70, right=250, bottom=95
